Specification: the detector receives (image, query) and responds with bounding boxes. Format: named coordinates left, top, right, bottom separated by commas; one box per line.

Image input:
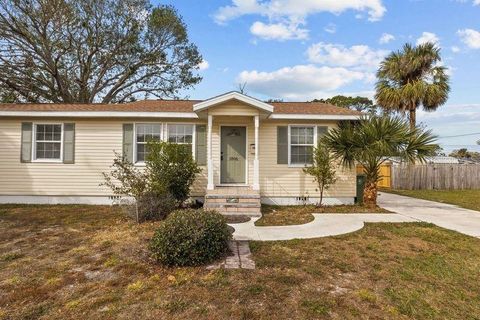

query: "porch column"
left=253, top=115, right=260, bottom=190
left=207, top=114, right=214, bottom=190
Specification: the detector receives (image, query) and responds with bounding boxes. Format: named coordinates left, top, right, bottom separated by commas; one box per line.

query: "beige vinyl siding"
left=258, top=120, right=355, bottom=198
left=0, top=116, right=354, bottom=199
left=0, top=118, right=207, bottom=197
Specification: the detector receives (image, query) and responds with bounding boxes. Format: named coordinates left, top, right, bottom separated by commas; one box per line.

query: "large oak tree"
left=0, top=0, right=202, bottom=103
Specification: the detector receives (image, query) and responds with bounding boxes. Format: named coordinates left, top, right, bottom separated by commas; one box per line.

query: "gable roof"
left=193, top=91, right=274, bottom=113
left=0, top=93, right=362, bottom=119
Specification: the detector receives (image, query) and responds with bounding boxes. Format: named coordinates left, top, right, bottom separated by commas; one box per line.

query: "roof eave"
left=269, top=114, right=361, bottom=120
left=0, top=111, right=199, bottom=118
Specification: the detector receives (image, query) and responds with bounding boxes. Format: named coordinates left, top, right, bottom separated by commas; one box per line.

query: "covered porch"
left=193, top=92, right=273, bottom=216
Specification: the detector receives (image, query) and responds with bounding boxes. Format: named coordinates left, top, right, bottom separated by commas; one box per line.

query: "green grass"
left=1, top=204, right=480, bottom=319
left=255, top=204, right=390, bottom=226
left=383, top=189, right=480, bottom=212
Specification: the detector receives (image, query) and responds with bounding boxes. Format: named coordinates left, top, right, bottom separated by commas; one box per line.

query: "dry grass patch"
left=255, top=204, right=389, bottom=226
left=1, top=204, right=480, bottom=319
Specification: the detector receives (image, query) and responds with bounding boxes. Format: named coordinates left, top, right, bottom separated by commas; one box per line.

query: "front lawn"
left=255, top=204, right=390, bottom=226
left=1, top=205, right=480, bottom=319
left=383, top=189, right=480, bottom=212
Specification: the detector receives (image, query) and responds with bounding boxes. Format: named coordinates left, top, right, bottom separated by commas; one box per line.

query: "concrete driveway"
left=378, top=192, right=480, bottom=238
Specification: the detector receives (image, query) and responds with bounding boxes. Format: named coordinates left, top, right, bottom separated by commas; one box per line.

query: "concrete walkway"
left=230, top=213, right=415, bottom=241
left=378, top=192, right=480, bottom=238
left=228, top=192, right=480, bottom=241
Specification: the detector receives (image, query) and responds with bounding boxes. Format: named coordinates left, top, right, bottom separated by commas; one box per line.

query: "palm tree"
left=375, top=42, right=450, bottom=129
left=322, top=116, right=437, bottom=206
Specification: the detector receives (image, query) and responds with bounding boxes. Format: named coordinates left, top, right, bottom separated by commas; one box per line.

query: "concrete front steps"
left=204, top=187, right=261, bottom=217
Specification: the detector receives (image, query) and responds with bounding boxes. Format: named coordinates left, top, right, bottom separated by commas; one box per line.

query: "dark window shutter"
left=20, top=122, right=32, bottom=163
left=317, top=126, right=328, bottom=143
left=63, top=123, right=75, bottom=164
left=277, top=126, right=288, bottom=164
left=123, top=124, right=134, bottom=163
left=195, top=124, right=207, bottom=165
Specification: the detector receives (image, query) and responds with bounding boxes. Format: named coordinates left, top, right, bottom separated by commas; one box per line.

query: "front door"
left=221, top=126, right=246, bottom=184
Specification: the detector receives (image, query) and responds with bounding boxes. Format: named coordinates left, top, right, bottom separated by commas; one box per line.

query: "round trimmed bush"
left=150, top=209, right=232, bottom=266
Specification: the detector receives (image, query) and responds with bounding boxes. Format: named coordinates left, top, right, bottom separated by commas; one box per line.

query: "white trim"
left=270, top=114, right=360, bottom=120
left=207, top=115, right=214, bottom=190
left=261, top=196, right=355, bottom=206
left=253, top=115, right=260, bottom=191
left=0, top=111, right=199, bottom=118
left=32, top=122, right=64, bottom=163
left=1, top=112, right=359, bottom=120
left=219, top=125, right=249, bottom=186
left=288, top=124, right=316, bottom=167
left=193, top=91, right=274, bottom=113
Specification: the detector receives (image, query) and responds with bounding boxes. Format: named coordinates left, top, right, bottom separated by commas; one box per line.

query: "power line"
left=438, top=132, right=480, bottom=138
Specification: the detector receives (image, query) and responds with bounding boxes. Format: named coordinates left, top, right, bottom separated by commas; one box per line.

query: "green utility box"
left=356, top=175, right=366, bottom=204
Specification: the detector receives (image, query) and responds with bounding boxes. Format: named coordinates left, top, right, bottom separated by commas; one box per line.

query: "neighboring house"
left=0, top=91, right=360, bottom=212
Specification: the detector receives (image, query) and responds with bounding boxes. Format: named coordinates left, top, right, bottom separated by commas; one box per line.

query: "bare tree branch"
left=0, top=0, right=202, bottom=103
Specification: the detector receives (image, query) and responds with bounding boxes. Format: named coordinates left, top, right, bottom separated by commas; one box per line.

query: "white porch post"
left=207, top=114, right=214, bottom=190
left=253, top=115, right=260, bottom=190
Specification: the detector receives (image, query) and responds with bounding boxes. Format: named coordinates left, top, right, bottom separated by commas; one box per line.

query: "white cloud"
left=416, top=32, right=440, bottom=45
left=324, top=23, right=336, bottom=34
left=250, top=21, right=308, bottom=40
left=237, top=65, right=365, bottom=100
left=379, top=33, right=395, bottom=44
left=306, top=42, right=388, bottom=70
left=457, top=28, right=480, bottom=49
left=214, top=0, right=386, bottom=41
left=454, top=0, right=480, bottom=6
left=214, top=0, right=386, bottom=23
left=197, top=60, right=210, bottom=71
left=451, top=46, right=461, bottom=53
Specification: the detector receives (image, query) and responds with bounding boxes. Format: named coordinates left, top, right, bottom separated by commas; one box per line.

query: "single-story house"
left=0, top=91, right=361, bottom=214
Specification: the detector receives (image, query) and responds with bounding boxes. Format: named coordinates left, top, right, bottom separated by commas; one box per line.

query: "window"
left=289, top=126, right=315, bottom=165
left=34, top=124, right=62, bottom=160
left=135, top=123, right=162, bottom=162
left=167, top=124, right=194, bottom=153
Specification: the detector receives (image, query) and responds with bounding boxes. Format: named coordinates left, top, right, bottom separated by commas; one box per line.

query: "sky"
left=159, top=0, right=480, bottom=153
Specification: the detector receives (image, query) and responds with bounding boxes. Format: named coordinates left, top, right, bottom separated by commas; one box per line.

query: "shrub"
left=146, top=142, right=202, bottom=203
left=150, top=209, right=232, bottom=266
left=102, top=141, right=201, bottom=222
left=136, top=191, right=177, bottom=221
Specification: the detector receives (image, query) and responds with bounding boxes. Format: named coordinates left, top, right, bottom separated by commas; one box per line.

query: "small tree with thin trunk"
left=322, top=116, right=437, bottom=206
left=303, top=143, right=337, bottom=207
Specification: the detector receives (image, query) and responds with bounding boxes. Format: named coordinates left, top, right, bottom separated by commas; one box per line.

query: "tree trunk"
left=318, top=184, right=324, bottom=207
left=363, top=181, right=377, bottom=207
left=409, top=108, right=416, bottom=129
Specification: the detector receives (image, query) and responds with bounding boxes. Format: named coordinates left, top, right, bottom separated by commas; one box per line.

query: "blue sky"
left=160, top=0, right=480, bottom=153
